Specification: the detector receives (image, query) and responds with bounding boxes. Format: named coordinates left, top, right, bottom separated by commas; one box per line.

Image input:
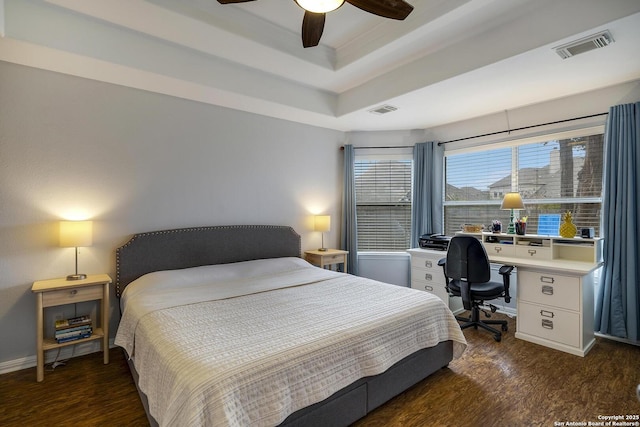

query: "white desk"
left=407, top=248, right=463, bottom=312
left=489, top=255, right=599, bottom=357
left=410, top=233, right=603, bottom=357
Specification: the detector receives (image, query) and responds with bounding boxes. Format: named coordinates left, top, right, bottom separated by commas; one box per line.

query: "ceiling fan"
left=217, top=0, right=414, bottom=48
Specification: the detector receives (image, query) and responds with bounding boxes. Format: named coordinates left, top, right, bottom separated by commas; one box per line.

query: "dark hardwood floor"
left=1, top=314, right=638, bottom=426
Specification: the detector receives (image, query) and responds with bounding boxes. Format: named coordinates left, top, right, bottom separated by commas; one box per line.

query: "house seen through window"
left=443, top=131, right=604, bottom=237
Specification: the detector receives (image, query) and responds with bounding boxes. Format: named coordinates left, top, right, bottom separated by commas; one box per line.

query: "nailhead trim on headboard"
left=115, top=225, right=301, bottom=298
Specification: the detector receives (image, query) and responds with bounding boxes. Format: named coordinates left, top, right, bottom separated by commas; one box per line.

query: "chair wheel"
left=494, top=334, right=501, bottom=342
left=502, top=324, right=508, bottom=331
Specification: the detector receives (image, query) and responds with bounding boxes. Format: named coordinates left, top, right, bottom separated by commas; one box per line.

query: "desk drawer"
left=484, top=243, right=516, bottom=257
left=410, top=268, right=445, bottom=285
left=411, top=280, right=449, bottom=303
left=518, top=301, right=580, bottom=348
left=410, top=255, right=446, bottom=284
left=518, top=270, right=580, bottom=311
left=515, top=245, right=552, bottom=260
left=410, top=254, right=445, bottom=271
left=42, top=284, right=103, bottom=307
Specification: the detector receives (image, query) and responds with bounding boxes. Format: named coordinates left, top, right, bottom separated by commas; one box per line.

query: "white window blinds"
left=355, top=158, right=413, bottom=251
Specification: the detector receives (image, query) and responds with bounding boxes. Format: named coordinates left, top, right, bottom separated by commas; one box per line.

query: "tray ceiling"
left=2, top=0, right=640, bottom=131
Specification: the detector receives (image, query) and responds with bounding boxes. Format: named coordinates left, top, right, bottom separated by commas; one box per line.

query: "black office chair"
left=437, top=236, right=514, bottom=342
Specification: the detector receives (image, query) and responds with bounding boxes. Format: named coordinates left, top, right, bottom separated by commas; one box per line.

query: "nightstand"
left=304, top=249, right=349, bottom=272
left=31, top=274, right=111, bottom=382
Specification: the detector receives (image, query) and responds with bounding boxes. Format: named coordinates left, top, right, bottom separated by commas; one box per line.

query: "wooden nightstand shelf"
left=31, top=274, right=111, bottom=382
left=304, top=249, right=348, bottom=272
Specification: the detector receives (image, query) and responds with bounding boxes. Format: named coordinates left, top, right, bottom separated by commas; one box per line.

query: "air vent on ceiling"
left=554, top=30, right=614, bottom=59
left=369, top=105, right=398, bottom=115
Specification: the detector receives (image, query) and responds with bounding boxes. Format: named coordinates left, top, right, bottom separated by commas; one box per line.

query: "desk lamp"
left=59, top=220, right=93, bottom=280
left=314, top=215, right=331, bottom=251
left=500, top=193, right=524, bottom=234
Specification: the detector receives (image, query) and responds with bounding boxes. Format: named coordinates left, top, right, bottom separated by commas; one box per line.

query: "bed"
left=114, top=225, right=466, bottom=427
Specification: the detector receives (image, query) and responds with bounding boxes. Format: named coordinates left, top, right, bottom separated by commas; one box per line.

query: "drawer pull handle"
left=425, top=260, right=432, bottom=268
left=424, top=285, right=433, bottom=292
left=541, top=285, right=554, bottom=295
left=540, top=276, right=555, bottom=284
left=494, top=247, right=502, bottom=253
left=527, top=249, right=537, bottom=256
left=541, top=319, right=554, bottom=329
left=540, top=310, right=555, bottom=318
left=70, top=290, right=78, bottom=295
left=425, top=273, right=432, bottom=281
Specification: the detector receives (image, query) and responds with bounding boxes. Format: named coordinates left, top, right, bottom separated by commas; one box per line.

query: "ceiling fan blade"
left=302, top=12, right=325, bottom=48
left=346, top=0, right=413, bottom=20
left=217, top=0, right=257, bottom=4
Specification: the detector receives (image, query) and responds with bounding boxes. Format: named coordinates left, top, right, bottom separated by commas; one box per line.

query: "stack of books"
left=54, top=315, right=93, bottom=343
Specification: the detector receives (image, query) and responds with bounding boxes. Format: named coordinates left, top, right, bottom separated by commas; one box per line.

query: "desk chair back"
left=445, top=236, right=491, bottom=284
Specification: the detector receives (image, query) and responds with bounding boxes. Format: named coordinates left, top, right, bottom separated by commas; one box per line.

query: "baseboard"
left=0, top=338, right=116, bottom=375
left=595, top=332, right=640, bottom=347
left=452, top=305, right=517, bottom=318
left=496, top=306, right=517, bottom=317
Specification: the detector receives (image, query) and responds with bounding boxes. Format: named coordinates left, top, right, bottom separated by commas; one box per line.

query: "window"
left=443, top=131, right=604, bottom=236
left=355, top=153, right=413, bottom=251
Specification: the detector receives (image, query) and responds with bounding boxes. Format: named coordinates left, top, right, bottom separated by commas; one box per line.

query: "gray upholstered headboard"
left=115, top=225, right=301, bottom=297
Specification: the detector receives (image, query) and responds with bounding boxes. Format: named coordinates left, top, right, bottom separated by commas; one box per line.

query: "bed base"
left=125, top=341, right=453, bottom=427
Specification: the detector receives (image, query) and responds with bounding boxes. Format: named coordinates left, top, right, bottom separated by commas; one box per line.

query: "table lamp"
left=500, top=193, right=524, bottom=234
left=314, top=215, right=331, bottom=251
left=59, top=220, right=93, bottom=280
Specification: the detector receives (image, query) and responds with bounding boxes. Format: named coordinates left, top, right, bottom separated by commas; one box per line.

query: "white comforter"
left=115, top=257, right=466, bottom=427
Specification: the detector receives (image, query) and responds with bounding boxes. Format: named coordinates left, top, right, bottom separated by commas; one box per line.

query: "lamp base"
left=66, top=273, right=87, bottom=281
left=318, top=248, right=328, bottom=252
left=507, top=209, right=516, bottom=234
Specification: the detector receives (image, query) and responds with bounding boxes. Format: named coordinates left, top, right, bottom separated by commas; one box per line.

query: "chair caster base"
left=456, top=309, right=508, bottom=341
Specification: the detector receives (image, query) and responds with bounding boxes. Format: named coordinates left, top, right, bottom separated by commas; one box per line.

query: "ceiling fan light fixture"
left=295, top=0, right=344, bottom=13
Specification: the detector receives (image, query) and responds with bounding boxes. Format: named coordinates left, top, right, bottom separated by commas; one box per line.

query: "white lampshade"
left=500, top=192, right=525, bottom=210
left=314, top=215, right=331, bottom=232
left=295, top=0, right=344, bottom=13
left=59, top=221, right=93, bottom=248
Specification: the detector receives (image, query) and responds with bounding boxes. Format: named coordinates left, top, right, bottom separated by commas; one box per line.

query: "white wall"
left=0, top=61, right=345, bottom=368
left=427, top=80, right=640, bottom=150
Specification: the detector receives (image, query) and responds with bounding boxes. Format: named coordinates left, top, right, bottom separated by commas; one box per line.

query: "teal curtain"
left=340, top=144, right=359, bottom=275
left=410, top=141, right=445, bottom=248
left=595, top=102, right=640, bottom=340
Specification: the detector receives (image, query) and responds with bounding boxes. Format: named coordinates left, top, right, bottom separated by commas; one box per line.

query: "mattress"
left=115, top=257, right=466, bottom=427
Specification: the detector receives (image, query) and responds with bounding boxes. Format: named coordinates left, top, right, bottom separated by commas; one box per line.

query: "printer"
left=418, top=234, right=451, bottom=251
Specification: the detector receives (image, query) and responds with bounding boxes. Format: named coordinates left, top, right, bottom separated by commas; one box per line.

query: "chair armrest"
left=498, top=265, right=514, bottom=303
left=498, top=265, right=514, bottom=275
left=437, top=258, right=450, bottom=290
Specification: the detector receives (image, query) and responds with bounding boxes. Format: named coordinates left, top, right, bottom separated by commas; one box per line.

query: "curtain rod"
left=437, top=112, right=608, bottom=146
left=339, top=145, right=414, bottom=151
left=339, top=112, right=609, bottom=151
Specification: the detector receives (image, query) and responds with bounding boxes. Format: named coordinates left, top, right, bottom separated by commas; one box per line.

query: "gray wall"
left=2, top=58, right=640, bottom=371
left=0, top=61, right=345, bottom=368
